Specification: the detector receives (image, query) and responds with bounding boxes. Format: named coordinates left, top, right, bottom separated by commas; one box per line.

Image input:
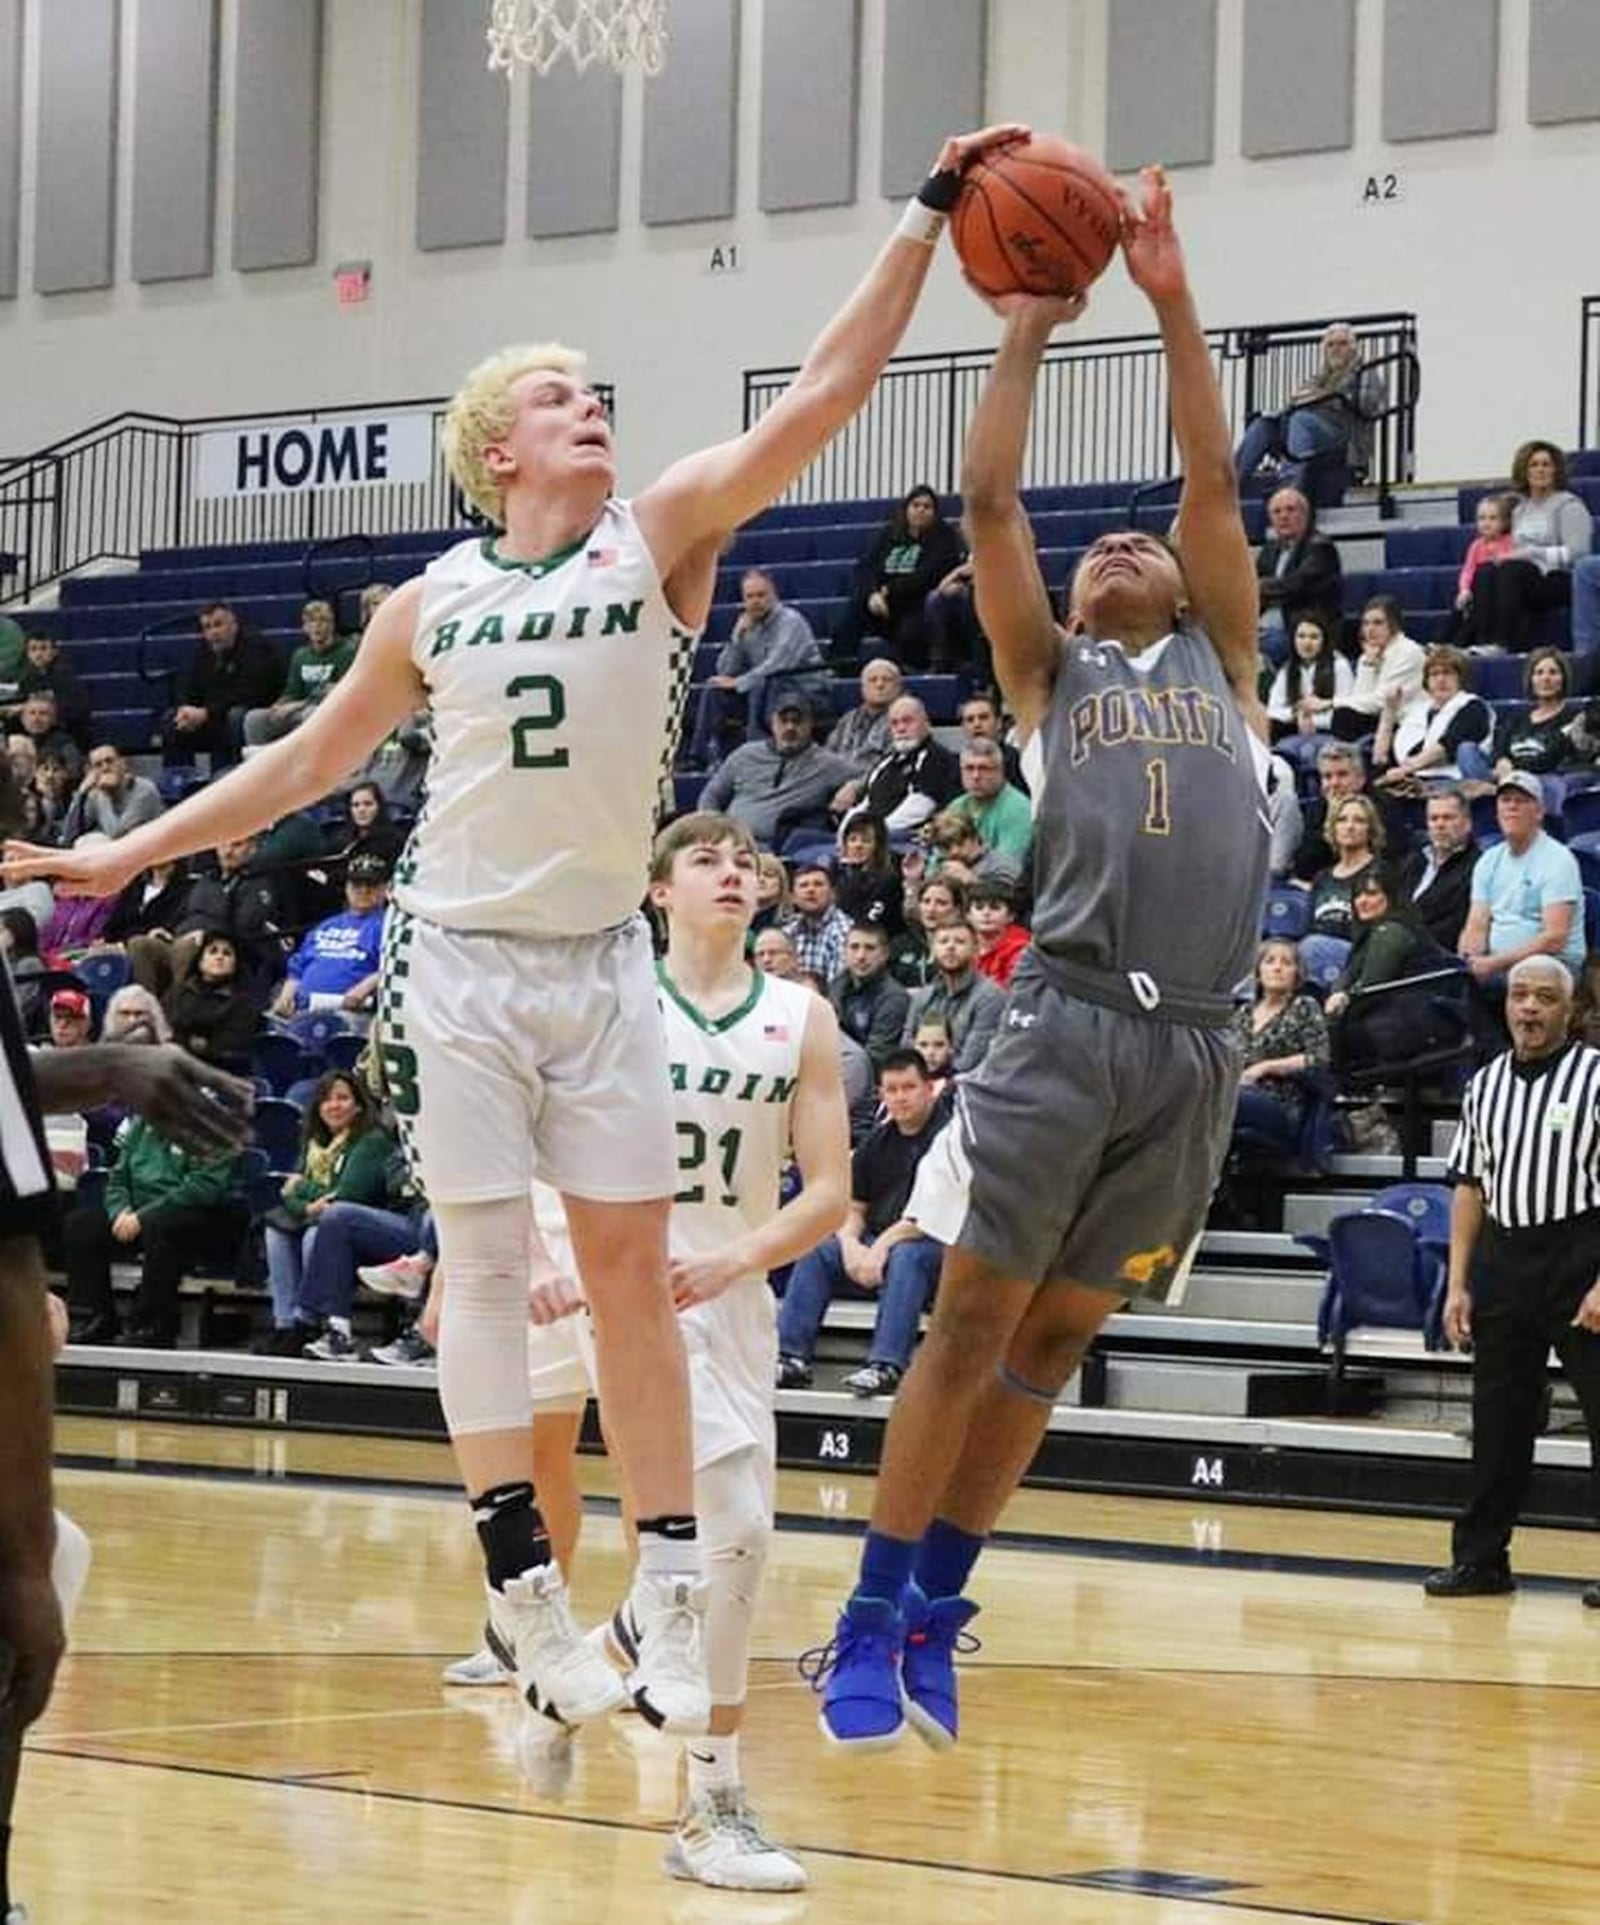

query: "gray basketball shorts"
left=908, top=968, right=1241, bottom=1301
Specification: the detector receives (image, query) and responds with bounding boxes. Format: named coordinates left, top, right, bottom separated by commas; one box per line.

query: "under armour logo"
left=1006, top=1009, right=1038, bottom=1029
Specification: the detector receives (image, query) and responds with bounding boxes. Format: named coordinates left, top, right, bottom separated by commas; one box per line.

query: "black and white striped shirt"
left=1448, top=1041, right=1600, bottom=1228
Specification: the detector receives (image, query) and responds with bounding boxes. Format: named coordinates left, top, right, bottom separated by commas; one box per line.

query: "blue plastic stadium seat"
left=1469, top=655, right=1526, bottom=701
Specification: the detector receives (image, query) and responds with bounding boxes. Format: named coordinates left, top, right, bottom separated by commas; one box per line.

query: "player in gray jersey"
left=814, top=167, right=1272, bottom=1750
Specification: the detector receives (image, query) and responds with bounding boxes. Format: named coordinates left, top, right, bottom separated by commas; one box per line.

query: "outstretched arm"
left=1122, top=167, right=1263, bottom=736
left=634, top=123, right=1030, bottom=612
left=961, top=300, right=1083, bottom=736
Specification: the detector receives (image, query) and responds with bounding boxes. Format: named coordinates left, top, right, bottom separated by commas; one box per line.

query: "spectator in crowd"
left=838, top=695, right=962, bottom=837
left=750, top=851, right=790, bottom=941
left=1266, top=612, right=1354, bottom=758
left=895, top=869, right=968, bottom=984
left=242, top=600, right=355, bottom=750
left=752, top=927, right=799, bottom=979
left=0, top=908, right=46, bottom=1033
left=1333, top=596, right=1426, bottom=741
left=1427, top=957, right=1600, bottom=1603
left=1469, top=442, right=1594, bottom=655
left=62, top=1098, right=246, bottom=1346
left=830, top=923, right=911, bottom=1073
left=6, top=633, right=91, bottom=746
left=1304, top=793, right=1386, bottom=957
left=16, top=692, right=81, bottom=782
left=1398, top=787, right=1479, bottom=952
left=925, top=808, right=1023, bottom=895
left=825, top=659, right=903, bottom=771
left=127, top=834, right=286, bottom=996
left=161, top=601, right=284, bottom=769
left=59, top=745, right=165, bottom=846
left=1444, top=493, right=1519, bottom=650
left=1264, top=753, right=1304, bottom=882
left=969, top=880, right=1029, bottom=987
left=699, top=690, right=855, bottom=850
left=780, top=861, right=852, bottom=982
left=686, top=569, right=828, bottom=769
left=100, top=985, right=170, bottom=1046
left=775, top=1048, right=951, bottom=1398
left=956, top=689, right=1027, bottom=790
left=321, top=780, right=408, bottom=875
left=901, top=920, right=1004, bottom=1073
left=832, top=809, right=903, bottom=937
left=1231, top=939, right=1330, bottom=1156
left=1458, top=772, right=1586, bottom=998
left=0, top=865, right=53, bottom=967
left=1290, top=741, right=1368, bottom=882
left=835, top=486, right=964, bottom=670
left=910, top=1019, right=953, bottom=1084
left=1234, top=324, right=1387, bottom=494
left=162, top=931, right=263, bottom=1069
left=45, top=987, right=93, bottom=1051
left=1372, top=645, right=1494, bottom=795
left=95, top=861, right=190, bottom=957
left=40, top=839, right=118, bottom=958
left=256, top=1072, right=394, bottom=1356
left=0, top=607, right=24, bottom=687
left=29, top=751, right=77, bottom=843
left=270, top=854, right=388, bottom=1023
left=1324, top=869, right=1450, bottom=1073
left=299, top=1185, right=435, bottom=1365
left=1485, top=647, right=1580, bottom=809
left=1253, top=488, right=1343, bottom=664
left=922, top=556, right=989, bottom=683
left=942, top=736, right=1032, bottom=874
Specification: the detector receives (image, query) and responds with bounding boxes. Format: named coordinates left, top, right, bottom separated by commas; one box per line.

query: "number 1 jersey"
left=396, top=499, right=700, bottom=937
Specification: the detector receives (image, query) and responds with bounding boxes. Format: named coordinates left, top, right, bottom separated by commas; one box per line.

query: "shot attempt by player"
left=810, top=165, right=1273, bottom=1748
left=3, top=118, right=1025, bottom=1747
left=442, top=811, right=849, bottom=1891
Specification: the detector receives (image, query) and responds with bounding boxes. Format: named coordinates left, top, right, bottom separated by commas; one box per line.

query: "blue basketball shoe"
left=799, top=1594, right=907, bottom=1749
left=900, top=1583, right=981, bottom=1751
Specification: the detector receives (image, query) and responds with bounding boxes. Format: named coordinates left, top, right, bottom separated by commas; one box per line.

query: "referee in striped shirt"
left=1426, top=954, right=1600, bottom=1602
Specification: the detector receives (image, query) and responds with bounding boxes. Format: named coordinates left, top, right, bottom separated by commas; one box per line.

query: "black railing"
left=1579, top=296, right=1600, bottom=449
left=0, top=385, right=614, bottom=603
left=743, top=312, right=1418, bottom=506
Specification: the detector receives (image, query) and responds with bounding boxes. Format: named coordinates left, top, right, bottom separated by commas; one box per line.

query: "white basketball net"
left=486, top=0, right=668, bottom=76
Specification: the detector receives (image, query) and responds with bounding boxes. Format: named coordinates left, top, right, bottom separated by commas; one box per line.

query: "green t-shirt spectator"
left=948, top=783, right=1033, bottom=868
left=0, top=614, right=26, bottom=687
left=284, top=635, right=357, bottom=707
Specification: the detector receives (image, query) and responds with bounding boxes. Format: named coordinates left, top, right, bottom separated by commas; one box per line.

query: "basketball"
left=951, top=134, right=1123, bottom=300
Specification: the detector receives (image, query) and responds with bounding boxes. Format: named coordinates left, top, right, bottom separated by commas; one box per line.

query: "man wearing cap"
left=685, top=570, right=827, bottom=770
left=45, top=989, right=92, bottom=1051
left=698, top=693, right=855, bottom=851
left=270, top=854, right=389, bottom=1021
left=1458, top=771, right=1586, bottom=997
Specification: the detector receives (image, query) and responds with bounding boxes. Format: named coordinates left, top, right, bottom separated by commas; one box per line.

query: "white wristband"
left=896, top=200, right=947, bottom=247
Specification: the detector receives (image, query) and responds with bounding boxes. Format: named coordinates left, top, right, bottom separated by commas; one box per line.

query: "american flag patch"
left=586, top=546, right=619, bottom=568
left=763, top=1022, right=789, bottom=1042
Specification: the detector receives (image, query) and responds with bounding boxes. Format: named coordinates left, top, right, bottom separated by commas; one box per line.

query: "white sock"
left=636, top=1531, right=701, bottom=1581
left=328, top=1315, right=352, bottom=1338
left=685, top=1731, right=741, bottom=1799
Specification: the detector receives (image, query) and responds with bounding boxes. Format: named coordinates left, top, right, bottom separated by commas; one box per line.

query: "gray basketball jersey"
left=1021, top=626, right=1270, bottom=1009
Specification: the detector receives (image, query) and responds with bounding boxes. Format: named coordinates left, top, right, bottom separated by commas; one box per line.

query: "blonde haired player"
left=449, top=812, right=849, bottom=1891
left=3, top=119, right=1022, bottom=1741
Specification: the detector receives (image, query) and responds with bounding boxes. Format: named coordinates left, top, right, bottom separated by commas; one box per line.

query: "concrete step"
left=1282, top=1191, right=1377, bottom=1236
left=1179, top=1268, right=1323, bottom=1324
left=1100, top=1357, right=1344, bottom=1416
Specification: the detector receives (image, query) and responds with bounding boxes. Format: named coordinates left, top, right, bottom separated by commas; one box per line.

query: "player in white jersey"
left=3, top=120, right=1025, bottom=1741
left=448, top=811, right=849, bottom=1890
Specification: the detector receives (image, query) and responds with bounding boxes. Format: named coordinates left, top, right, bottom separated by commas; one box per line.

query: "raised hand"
left=936, top=122, right=1032, bottom=177
left=1120, top=164, right=1189, bottom=306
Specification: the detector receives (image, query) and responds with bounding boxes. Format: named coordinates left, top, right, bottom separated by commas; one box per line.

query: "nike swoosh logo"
left=688, top=1750, right=716, bottom=1764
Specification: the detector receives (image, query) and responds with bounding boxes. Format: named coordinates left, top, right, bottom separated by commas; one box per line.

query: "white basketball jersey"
left=394, top=499, right=699, bottom=937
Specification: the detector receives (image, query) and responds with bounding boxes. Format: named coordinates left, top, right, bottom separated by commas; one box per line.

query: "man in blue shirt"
left=686, top=570, right=828, bottom=769
left=271, top=853, right=388, bottom=1021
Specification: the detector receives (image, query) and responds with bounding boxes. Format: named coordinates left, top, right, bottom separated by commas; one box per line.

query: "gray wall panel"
left=233, top=0, right=322, bottom=270
left=34, top=0, right=119, bottom=294
left=0, top=0, right=20, bottom=299
left=641, top=0, right=738, bottom=226
left=132, top=0, right=218, bottom=283
left=1105, top=0, right=1216, bottom=173
left=1528, top=0, right=1600, bottom=126
left=880, top=0, right=984, bottom=198
left=760, top=0, right=858, bottom=212
left=526, top=66, right=621, bottom=238
left=417, top=0, right=508, bottom=250
left=1383, top=0, right=1499, bottom=143
left=1242, top=0, right=1354, bottom=159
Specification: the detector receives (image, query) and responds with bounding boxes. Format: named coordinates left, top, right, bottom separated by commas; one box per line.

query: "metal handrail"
left=743, top=311, right=1419, bottom=508
left=1580, top=295, right=1600, bottom=450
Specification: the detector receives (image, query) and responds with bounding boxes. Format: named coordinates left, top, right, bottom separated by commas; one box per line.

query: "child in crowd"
left=969, top=882, right=1030, bottom=987
left=1448, top=493, right=1518, bottom=649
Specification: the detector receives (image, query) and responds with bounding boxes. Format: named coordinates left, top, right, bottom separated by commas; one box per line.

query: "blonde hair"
left=441, top=342, right=588, bottom=524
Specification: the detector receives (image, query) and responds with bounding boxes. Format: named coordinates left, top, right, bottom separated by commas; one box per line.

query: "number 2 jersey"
left=395, top=498, right=700, bottom=938
left=1021, top=625, right=1272, bottom=1014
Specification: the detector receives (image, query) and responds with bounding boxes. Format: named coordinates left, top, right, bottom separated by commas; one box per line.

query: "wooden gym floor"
left=22, top=1416, right=1600, bottom=1924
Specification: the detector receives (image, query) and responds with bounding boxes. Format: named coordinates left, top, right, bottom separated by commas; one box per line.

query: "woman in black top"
left=1486, top=647, right=1577, bottom=798
left=162, top=930, right=264, bottom=1069
left=837, top=486, right=964, bottom=671
left=832, top=810, right=904, bottom=937
left=322, top=781, right=407, bottom=874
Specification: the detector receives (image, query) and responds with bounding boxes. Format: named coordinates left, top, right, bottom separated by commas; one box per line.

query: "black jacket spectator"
left=163, top=931, right=264, bottom=1067
left=837, top=487, right=965, bottom=670
left=14, top=638, right=91, bottom=745
left=859, top=723, right=962, bottom=836
left=321, top=782, right=408, bottom=877
left=177, top=629, right=283, bottom=722
left=171, top=856, right=287, bottom=975
left=830, top=966, right=911, bottom=1072
left=1398, top=838, right=1479, bottom=953
left=1257, top=528, right=1342, bottom=638
left=101, top=865, right=192, bottom=945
